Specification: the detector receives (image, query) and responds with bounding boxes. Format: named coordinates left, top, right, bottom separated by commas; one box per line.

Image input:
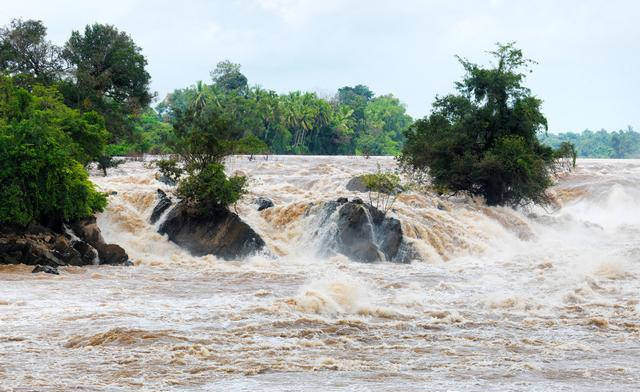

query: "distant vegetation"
left=540, top=127, right=640, bottom=159
left=1, top=17, right=636, bottom=219
left=158, top=62, right=413, bottom=156
left=400, top=43, right=576, bottom=207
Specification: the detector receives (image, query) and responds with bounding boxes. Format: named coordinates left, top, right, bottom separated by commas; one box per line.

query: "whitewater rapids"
left=1, top=156, right=639, bottom=391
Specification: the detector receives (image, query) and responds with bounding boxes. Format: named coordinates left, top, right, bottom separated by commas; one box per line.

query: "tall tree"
left=61, top=23, right=153, bottom=140
left=401, top=43, right=571, bottom=207
left=0, top=19, right=63, bottom=85
left=210, top=60, right=248, bottom=92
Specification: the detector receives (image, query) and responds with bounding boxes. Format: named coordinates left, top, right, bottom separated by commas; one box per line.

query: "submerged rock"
left=316, top=201, right=408, bottom=263
left=150, top=189, right=173, bottom=224
left=32, top=264, right=59, bottom=275
left=158, top=202, right=265, bottom=260
left=255, top=197, right=274, bottom=211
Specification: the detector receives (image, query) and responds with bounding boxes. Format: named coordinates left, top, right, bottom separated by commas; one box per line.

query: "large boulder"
left=150, top=189, right=173, bottom=224
left=70, top=217, right=130, bottom=265
left=316, top=201, right=406, bottom=263
left=345, top=175, right=369, bottom=193
left=255, top=197, right=274, bottom=211
left=158, top=202, right=265, bottom=260
left=0, top=219, right=129, bottom=267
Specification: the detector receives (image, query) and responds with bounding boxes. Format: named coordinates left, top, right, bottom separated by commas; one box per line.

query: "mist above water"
left=1, top=157, right=639, bottom=391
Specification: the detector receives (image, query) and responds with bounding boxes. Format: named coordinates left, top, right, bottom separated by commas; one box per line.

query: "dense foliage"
left=0, top=19, right=154, bottom=147
left=158, top=61, right=412, bottom=156
left=0, top=76, right=107, bottom=227
left=157, top=90, right=248, bottom=210
left=540, top=127, right=640, bottom=158
left=0, top=19, right=63, bottom=86
left=400, top=43, right=573, bottom=207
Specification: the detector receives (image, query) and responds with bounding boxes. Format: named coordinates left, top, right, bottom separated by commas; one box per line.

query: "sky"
left=2, top=0, right=638, bottom=132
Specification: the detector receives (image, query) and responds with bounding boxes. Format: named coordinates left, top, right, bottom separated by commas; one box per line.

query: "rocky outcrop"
left=70, top=217, right=130, bottom=265
left=150, top=189, right=173, bottom=224
left=158, top=202, right=265, bottom=260
left=32, top=265, right=59, bottom=275
left=155, top=173, right=176, bottom=186
left=345, top=175, right=369, bottom=193
left=314, top=200, right=409, bottom=263
left=255, top=197, right=274, bottom=211
left=0, top=218, right=130, bottom=267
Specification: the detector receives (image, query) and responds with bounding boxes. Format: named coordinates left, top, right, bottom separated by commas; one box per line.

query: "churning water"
left=1, top=157, right=639, bottom=391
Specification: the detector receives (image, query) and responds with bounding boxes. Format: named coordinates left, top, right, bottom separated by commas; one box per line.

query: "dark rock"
left=1, top=218, right=129, bottom=267
left=32, top=265, right=59, bottom=275
left=255, top=197, right=274, bottom=211
left=159, top=202, right=265, bottom=260
left=316, top=201, right=406, bottom=263
left=150, top=189, right=173, bottom=224
left=95, top=243, right=128, bottom=265
left=70, top=217, right=103, bottom=245
left=336, top=197, right=348, bottom=204
left=70, top=217, right=130, bottom=265
left=156, top=174, right=176, bottom=186
left=0, top=234, right=65, bottom=266
left=352, top=198, right=364, bottom=204
left=109, top=191, right=118, bottom=195
left=345, top=175, right=369, bottom=193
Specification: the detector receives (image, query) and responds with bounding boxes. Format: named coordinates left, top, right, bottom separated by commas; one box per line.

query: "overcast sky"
left=2, top=0, right=638, bottom=132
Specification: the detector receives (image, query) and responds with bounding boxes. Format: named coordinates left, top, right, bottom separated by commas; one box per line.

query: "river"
left=1, top=156, right=639, bottom=391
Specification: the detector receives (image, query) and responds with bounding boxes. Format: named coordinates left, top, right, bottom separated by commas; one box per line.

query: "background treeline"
left=540, top=127, right=640, bottom=159
left=0, top=18, right=413, bottom=158
left=157, top=62, right=413, bottom=156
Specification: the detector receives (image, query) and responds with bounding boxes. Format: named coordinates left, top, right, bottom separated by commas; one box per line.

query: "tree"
left=61, top=23, right=153, bottom=140
left=0, top=19, right=64, bottom=85
left=0, top=76, right=106, bottom=227
left=400, top=43, right=570, bottom=207
left=157, top=90, right=247, bottom=210
left=210, top=60, right=248, bottom=92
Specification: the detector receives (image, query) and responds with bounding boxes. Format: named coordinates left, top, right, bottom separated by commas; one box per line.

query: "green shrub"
left=156, top=158, right=184, bottom=183
left=0, top=114, right=106, bottom=226
left=176, top=163, right=246, bottom=210
left=361, top=169, right=406, bottom=214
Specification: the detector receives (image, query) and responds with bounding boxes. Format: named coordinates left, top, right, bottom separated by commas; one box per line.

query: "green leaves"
left=0, top=75, right=107, bottom=227
left=361, top=168, right=406, bottom=214
left=176, top=163, right=247, bottom=210
left=400, top=43, right=566, bottom=207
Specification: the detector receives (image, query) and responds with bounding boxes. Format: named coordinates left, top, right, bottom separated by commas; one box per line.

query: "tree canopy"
left=0, top=75, right=107, bottom=227
left=0, top=19, right=63, bottom=85
left=159, top=73, right=412, bottom=156
left=61, top=23, right=154, bottom=140
left=400, top=43, right=571, bottom=207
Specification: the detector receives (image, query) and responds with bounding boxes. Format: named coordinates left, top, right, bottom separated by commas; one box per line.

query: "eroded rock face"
left=158, top=202, right=265, bottom=260
left=316, top=201, right=408, bottom=263
left=70, top=217, right=129, bottom=265
left=0, top=218, right=129, bottom=267
left=150, top=189, right=173, bottom=224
